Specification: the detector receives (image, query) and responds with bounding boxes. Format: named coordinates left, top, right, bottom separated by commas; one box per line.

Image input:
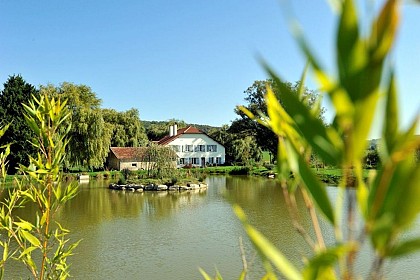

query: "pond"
left=2, top=176, right=420, bottom=279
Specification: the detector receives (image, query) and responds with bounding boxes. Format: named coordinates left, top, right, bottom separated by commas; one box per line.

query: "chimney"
left=173, top=124, right=178, bottom=135
left=169, top=125, right=174, bottom=137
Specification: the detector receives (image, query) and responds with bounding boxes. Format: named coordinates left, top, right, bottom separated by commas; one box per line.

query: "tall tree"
left=40, top=83, right=111, bottom=170
left=208, top=125, right=235, bottom=163
left=231, top=136, right=262, bottom=166
left=231, top=79, right=324, bottom=159
left=141, top=144, right=177, bottom=178
left=0, top=75, right=38, bottom=173
left=144, top=119, right=187, bottom=141
left=102, top=108, right=148, bottom=147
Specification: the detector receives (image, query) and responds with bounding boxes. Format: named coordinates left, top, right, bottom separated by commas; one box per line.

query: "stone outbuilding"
left=107, top=147, right=149, bottom=171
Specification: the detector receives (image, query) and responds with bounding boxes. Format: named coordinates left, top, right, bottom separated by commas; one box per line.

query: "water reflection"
left=1, top=176, right=419, bottom=279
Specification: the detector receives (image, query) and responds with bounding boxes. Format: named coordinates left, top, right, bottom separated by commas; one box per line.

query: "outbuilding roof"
left=109, top=147, right=147, bottom=160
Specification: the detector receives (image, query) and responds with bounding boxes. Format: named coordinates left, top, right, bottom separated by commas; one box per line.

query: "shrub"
left=117, top=176, right=126, bottom=185
left=228, top=167, right=250, bottom=175
left=121, top=168, right=131, bottom=180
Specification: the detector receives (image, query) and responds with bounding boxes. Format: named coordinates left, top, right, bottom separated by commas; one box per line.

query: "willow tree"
left=40, top=83, right=112, bottom=170
left=231, top=136, right=262, bottom=166
left=102, top=108, right=148, bottom=147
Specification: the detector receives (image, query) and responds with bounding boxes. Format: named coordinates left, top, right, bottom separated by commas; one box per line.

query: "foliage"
left=228, top=167, right=250, bottom=176
left=364, top=147, right=381, bottom=169
left=208, top=125, right=237, bottom=163
left=143, top=119, right=187, bottom=141
left=40, top=82, right=111, bottom=170
left=141, top=143, right=177, bottom=178
left=0, top=93, right=79, bottom=279
left=0, top=75, right=39, bottom=173
left=117, top=175, right=127, bottom=185
left=0, top=125, right=11, bottom=181
left=121, top=168, right=132, bottom=180
left=231, top=136, right=262, bottom=166
left=231, top=79, right=324, bottom=160
left=204, top=0, right=420, bottom=279
left=102, top=108, right=148, bottom=147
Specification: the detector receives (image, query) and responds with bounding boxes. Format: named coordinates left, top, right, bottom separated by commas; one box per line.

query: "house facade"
left=157, top=125, right=225, bottom=168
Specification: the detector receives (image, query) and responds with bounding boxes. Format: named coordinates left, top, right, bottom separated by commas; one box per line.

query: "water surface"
left=3, top=176, right=420, bottom=279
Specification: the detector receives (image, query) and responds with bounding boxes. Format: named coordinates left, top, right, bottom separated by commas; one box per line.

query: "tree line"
left=0, top=75, right=148, bottom=173
left=0, top=74, right=325, bottom=173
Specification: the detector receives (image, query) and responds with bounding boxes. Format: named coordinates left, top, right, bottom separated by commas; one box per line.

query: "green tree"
left=209, top=125, right=235, bottom=163
left=0, top=75, right=39, bottom=174
left=364, top=147, right=381, bottom=169
left=144, top=119, right=187, bottom=141
left=40, top=83, right=111, bottom=170
left=231, top=136, right=262, bottom=166
left=209, top=125, right=261, bottom=165
left=141, top=143, right=177, bottom=178
left=102, top=108, right=148, bottom=147
left=231, top=79, right=324, bottom=160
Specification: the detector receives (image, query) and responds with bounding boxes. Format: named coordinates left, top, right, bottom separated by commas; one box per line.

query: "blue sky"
left=1, top=1, right=418, bottom=138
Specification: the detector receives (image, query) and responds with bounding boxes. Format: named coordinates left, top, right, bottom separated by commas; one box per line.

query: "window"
left=171, top=145, right=180, bottom=152
left=208, top=157, right=214, bottom=164
left=216, top=157, right=222, bottom=164
left=131, top=163, right=137, bottom=167
left=185, top=145, right=193, bottom=152
left=179, top=158, right=185, bottom=165
left=207, top=145, right=217, bottom=152
left=194, top=145, right=205, bottom=152
left=191, top=158, right=199, bottom=165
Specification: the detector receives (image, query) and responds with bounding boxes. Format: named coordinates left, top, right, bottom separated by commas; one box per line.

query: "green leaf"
left=303, top=244, right=352, bottom=280
left=234, top=205, right=302, bottom=280
left=21, top=231, right=41, bottom=247
left=266, top=67, right=343, bottom=166
left=18, top=246, right=38, bottom=259
left=199, top=268, right=221, bottom=280
left=294, top=150, right=335, bottom=225
left=369, top=213, right=394, bottom=255
left=392, top=162, right=420, bottom=229
left=383, top=71, right=399, bottom=155
left=389, top=238, right=420, bottom=258
left=54, top=185, right=62, bottom=202
left=14, top=220, right=34, bottom=231
left=0, top=123, right=10, bottom=138
left=351, top=90, right=380, bottom=162
left=337, top=0, right=364, bottom=101
left=368, top=156, right=420, bottom=255
left=369, top=0, right=399, bottom=62
left=265, top=88, right=295, bottom=138
left=2, top=243, right=8, bottom=261
left=238, top=270, right=246, bottom=280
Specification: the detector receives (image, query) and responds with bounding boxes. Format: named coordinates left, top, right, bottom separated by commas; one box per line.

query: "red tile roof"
left=110, top=147, right=147, bottom=160
left=157, top=126, right=203, bottom=145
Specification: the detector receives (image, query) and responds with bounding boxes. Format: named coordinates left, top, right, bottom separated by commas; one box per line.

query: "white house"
left=157, top=125, right=225, bottom=168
